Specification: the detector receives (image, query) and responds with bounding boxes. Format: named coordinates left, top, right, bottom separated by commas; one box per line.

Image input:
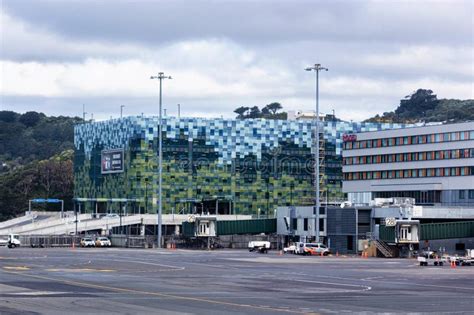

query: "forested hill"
left=365, top=89, right=474, bottom=123
left=0, top=111, right=81, bottom=221
left=0, top=111, right=81, bottom=171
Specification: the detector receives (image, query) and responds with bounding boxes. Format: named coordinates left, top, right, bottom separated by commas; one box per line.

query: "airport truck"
left=248, top=241, right=270, bottom=253
left=450, top=249, right=474, bottom=266
left=417, top=251, right=446, bottom=266
left=0, top=234, right=21, bottom=248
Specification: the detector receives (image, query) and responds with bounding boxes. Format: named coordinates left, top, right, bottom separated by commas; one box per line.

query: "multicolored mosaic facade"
left=74, top=117, right=407, bottom=215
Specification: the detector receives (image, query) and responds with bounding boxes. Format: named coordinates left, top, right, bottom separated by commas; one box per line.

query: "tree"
left=261, top=107, right=271, bottom=117
left=248, top=106, right=261, bottom=118
left=0, top=111, right=19, bottom=123
left=233, top=103, right=288, bottom=120
left=396, top=89, right=438, bottom=119
left=19, top=111, right=43, bottom=127
left=234, top=106, right=249, bottom=119
left=264, top=102, right=283, bottom=115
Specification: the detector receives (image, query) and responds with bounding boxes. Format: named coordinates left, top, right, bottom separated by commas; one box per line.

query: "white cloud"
left=1, top=3, right=472, bottom=122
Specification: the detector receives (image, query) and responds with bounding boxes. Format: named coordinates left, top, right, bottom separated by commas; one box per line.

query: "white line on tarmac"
left=312, top=274, right=474, bottom=292
left=280, top=278, right=371, bottom=292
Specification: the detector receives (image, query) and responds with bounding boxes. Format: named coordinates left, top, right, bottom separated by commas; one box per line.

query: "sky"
left=1, top=0, right=473, bottom=121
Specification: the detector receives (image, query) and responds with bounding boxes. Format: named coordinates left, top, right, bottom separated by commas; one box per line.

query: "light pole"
left=82, top=104, right=87, bottom=122
left=150, top=72, right=172, bottom=248
left=305, top=63, right=328, bottom=243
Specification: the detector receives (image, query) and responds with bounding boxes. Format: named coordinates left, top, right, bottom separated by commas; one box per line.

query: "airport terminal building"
left=74, top=116, right=407, bottom=216
left=343, top=121, right=474, bottom=206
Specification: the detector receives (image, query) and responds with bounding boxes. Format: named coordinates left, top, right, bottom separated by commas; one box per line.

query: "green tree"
left=264, top=102, right=283, bottom=115
left=0, top=111, right=19, bottom=123
left=19, top=111, right=43, bottom=127
left=248, top=106, right=261, bottom=118
left=234, top=106, right=249, bottom=119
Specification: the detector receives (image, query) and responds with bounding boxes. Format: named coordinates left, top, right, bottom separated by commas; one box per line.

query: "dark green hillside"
left=365, top=89, right=474, bottom=123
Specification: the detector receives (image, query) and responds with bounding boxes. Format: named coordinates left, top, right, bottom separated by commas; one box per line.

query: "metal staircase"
left=373, top=239, right=395, bottom=258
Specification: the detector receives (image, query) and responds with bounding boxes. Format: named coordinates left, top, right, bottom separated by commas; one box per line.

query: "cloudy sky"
left=1, top=0, right=473, bottom=121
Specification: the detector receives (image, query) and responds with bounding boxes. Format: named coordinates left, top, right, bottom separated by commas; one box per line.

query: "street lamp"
left=305, top=63, right=328, bottom=243
left=150, top=72, right=172, bottom=248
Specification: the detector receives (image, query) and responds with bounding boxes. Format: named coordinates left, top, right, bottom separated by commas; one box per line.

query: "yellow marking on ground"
left=2, top=269, right=315, bottom=314
left=46, top=268, right=115, bottom=272
left=3, top=266, right=30, bottom=270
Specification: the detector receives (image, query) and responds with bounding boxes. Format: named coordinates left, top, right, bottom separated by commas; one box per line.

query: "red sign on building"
left=342, top=134, right=357, bottom=142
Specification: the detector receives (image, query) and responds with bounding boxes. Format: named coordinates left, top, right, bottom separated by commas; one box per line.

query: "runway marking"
left=281, top=278, right=371, bottom=292
left=2, top=270, right=314, bottom=314
left=3, top=266, right=30, bottom=270
left=314, top=274, right=474, bottom=292
left=9, top=291, right=69, bottom=296
left=76, top=258, right=186, bottom=271
left=46, top=268, right=115, bottom=272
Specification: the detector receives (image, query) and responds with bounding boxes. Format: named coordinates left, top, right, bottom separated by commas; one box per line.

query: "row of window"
left=344, top=130, right=474, bottom=150
left=344, top=148, right=474, bottom=165
left=459, top=190, right=474, bottom=199
left=344, top=166, right=474, bottom=181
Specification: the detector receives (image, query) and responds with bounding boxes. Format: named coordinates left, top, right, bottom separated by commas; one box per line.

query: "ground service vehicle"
left=284, top=244, right=296, bottom=254
left=95, top=237, right=112, bottom=247
left=248, top=241, right=270, bottom=253
left=4, top=234, right=21, bottom=248
left=417, top=251, right=445, bottom=266
left=453, top=249, right=474, bottom=266
left=80, top=237, right=95, bottom=247
left=295, top=242, right=330, bottom=256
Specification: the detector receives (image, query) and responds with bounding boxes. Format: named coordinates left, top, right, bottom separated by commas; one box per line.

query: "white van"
left=295, top=242, right=330, bottom=256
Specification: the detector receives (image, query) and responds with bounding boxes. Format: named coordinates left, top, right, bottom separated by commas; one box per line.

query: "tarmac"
left=1, top=247, right=473, bottom=314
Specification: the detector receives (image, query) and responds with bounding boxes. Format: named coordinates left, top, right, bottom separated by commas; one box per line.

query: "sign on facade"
left=101, top=149, right=124, bottom=174
left=342, top=134, right=357, bottom=142
left=385, top=217, right=396, bottom=227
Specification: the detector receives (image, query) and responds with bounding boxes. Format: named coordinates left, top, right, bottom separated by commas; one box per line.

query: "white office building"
left=342, top=122, right=474, bottom=207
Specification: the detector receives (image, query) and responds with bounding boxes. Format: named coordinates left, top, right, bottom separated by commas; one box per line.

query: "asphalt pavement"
left=1, top=247, right=473, bottom=314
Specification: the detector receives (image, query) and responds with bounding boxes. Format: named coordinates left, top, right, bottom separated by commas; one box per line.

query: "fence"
left=8, top=235, right=81, bottom=247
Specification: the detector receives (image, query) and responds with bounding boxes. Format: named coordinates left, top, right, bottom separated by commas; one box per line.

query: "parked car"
left=80, top=237, right=95, bottom=247
left=283, top=244, right=296, bottom=254
left=295, top=242, right=331, bottom=256
left=95, top=237, right=111, bottom=247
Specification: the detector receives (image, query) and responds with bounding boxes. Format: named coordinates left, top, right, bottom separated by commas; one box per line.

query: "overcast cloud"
left=1, top=0, right=473, bottom=121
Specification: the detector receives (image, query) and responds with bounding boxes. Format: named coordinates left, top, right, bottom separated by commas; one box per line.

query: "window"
left=469, top=190, right=474, bottom=199
left=292, top=218, right=298, bottom=230
left=304, top=218, right=308, bottom=231
left=459, top=190, right=465, bottom=199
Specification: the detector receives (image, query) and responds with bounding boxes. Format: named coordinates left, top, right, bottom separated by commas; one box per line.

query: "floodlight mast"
left=305, top=64, right=328, bottom=243
left=150, top=72, right=172, bottom=249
